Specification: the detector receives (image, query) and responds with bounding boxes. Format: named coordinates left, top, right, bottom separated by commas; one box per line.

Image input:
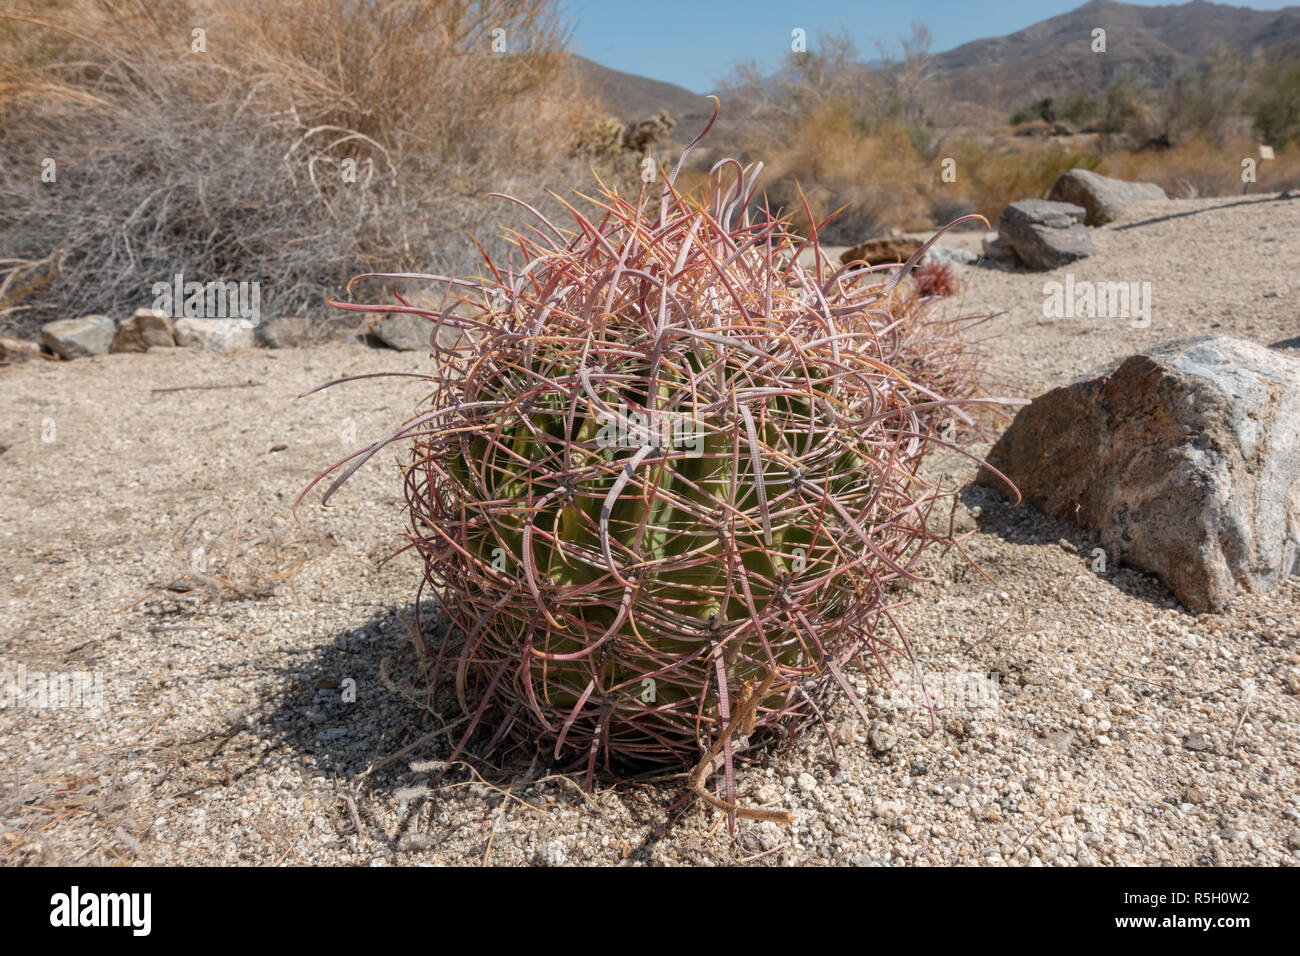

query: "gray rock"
left=340, top=327, right=376, bottom=346
left=373, top=313, right=433, bottom=351
left=374, top=313, right=467, bottom=351
left=1048, top=169, right=1167, bottom=226
left=111, top=308, right=175, bottom=352
left=977, top=335, right=1300, bottom=612
left=533, top=840, right=568, bottom=867
left=174, top=317, right=255, bottom=352
left=925, top=245, right=979, bottom=267
left=868, top=723, right=897, bottom=752
left=40, top=314, right=116, bottom=359
left=981, top=232, right=1015, bottom=260
left=255, top=316, right=318, bottom=349
left=996, top=199, right=1095, bottom=270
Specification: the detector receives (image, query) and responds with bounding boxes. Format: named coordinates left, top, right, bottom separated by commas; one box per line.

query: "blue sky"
left=562, top=0, right=1298, bottom=92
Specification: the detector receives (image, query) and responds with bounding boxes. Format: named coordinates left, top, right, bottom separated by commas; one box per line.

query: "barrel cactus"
left=302, top=106, right=1011, bottom=816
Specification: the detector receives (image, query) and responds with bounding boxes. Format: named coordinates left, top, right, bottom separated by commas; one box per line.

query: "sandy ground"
left=1, top=192, right=1298, bottom=866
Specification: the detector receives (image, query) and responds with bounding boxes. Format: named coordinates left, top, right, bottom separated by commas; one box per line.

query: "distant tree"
left=1167, top=46, right=1250, bottom=145
left=1252, top=61, right=1300, bottom=147
left=1101, top=67, right=1163, bottom=147
left=876, top=23, right=934, bottom=128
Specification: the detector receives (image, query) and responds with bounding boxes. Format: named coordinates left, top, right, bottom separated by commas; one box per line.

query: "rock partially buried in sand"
left=1048, top=169, right=1167, bottom=226
left=254, top=316, right=317, bottom=349
left=925, top=245, right=980, bottom=267
left=976, top=335, right=1300, bottom=612
left=839, top=237, right=925, bottom=267
left=40, top=314, right=116, bottom=359
left=997, top=199, right=1094, bottom=271
left=981, top=232, right=1015, bottom=260
left=111, top=308, right=176, bottom=352
left=173, top=317, right=255, bottom=352
left=372, top=313, right=431, bottom=351
left=373, top=313, right=467, bottom=351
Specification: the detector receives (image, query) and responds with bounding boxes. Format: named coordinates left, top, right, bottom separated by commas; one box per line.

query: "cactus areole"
left=300, top=102, right=1013, bottom=809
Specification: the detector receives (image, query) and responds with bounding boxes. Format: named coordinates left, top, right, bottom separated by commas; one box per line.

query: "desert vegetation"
left=298, top=122, right=1009, bottom=811
left=717, top=28, right=1300, bottom=239
left=0, top=0, right=606, bottom=335
left=4, top=5, right=1298, bottom=338
left=1, top=1, right=1298, bottom=870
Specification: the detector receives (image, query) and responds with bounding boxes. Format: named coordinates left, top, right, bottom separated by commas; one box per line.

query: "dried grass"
left=0, top=0, right=602, bottom=336
left=1101, top=137, right=1300, bottom=197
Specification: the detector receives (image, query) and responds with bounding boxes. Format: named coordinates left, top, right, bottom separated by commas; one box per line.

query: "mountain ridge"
left=574, top=0, right=1300, bottom=123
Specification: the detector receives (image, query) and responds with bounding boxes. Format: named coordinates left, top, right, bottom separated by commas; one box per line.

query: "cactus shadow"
left=257, top=601, right=471, bottom=789
left=253, top=600, right=705, bottom=862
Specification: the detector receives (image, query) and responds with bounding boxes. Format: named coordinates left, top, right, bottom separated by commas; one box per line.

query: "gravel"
left=0, top=192, right=1297, bottom=866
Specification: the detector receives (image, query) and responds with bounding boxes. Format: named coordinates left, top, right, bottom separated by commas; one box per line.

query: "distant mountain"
left=569, top=55, right=750, bottom=163
left=571, top=55, right=714, bottom=126
left=928, top=0, right=1300, bottom=108
left=570, top=1, right=1300, bottom=130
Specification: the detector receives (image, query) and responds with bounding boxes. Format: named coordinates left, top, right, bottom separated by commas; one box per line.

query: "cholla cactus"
left=301, top=104, right=1013, bottom=817
left=572, top=113, right=626, bottom=161
left=622, top=108, right=675, bottom=154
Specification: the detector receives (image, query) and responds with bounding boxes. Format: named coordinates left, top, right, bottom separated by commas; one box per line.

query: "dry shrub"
left=0, top=0, right=599, bottom=335
left=948, top=143, right=1104, bottom=221
left=224, top=0, right=582, bottom=179
left=717, top=29, right=941, bottom=243
left=756, top=107, right=931, bottom=243
left=165, top=508, right=334, bottom=602
left=1101, top=137, right=1300, bottom=197
left=714, top=30, right=1300, bottom=236
left=1098, top=68, right=1167, bottom=148
left=714, top=109, right=1115, bottom=242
